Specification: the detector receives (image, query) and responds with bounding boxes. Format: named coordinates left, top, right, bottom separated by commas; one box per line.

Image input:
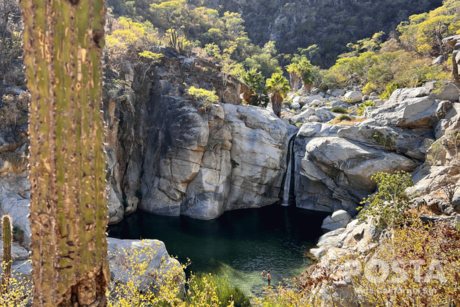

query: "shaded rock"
left=0, top=126, right=24, bottom=153
left=107, top=185, right=125, bottom=225
left=0, top=241, right=29, bottom=261
left=329, top=100, right=349, bottom=108
left=308, top=115, right=321, bottom=123
left=315, top=108, right=335, bottom=122
left=434, top=103, right=460, bottom=138
left=432, top=55, right=444, bottom=66
left=419, top=215, right=458, bottom=227
left=342, top=222, right=381, bottom=253
left=317, top=228, right=346, bottom=248
left=328, top=89, right=346, bottom=97
left=0, top=174, right=31, bottom=248
left=291, top=108, right=315, bottom=123
left=413, top=195, right=453, bottom=215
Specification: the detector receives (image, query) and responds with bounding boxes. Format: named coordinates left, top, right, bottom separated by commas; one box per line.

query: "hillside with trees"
left=1, top=0, right=460, bottom=306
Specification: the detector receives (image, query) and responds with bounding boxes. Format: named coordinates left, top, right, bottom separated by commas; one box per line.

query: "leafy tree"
left=398, top=1, right=460, bottom=55
left=106, top=17, right=160, bottom=66
left=244, top=41, right=282, bottom=79
left=266, top=73, right=290, bottom=117
left=138, top=51, right=162, bottom=81
left=150, top=0, right=185, bottom=22
left=358, top=171, right=414, bottom=229
left=222, top=11, right=245, bottom=37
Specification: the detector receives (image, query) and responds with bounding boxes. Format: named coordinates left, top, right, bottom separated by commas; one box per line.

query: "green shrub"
left=337, top=114, right=352, bottom=121
left=362, top=82, right=375, bottom=95
left=358, top=171, right=414, bottom=229
left=187, top=272, right=250, bottom=307
left=357, top=101, right=375, bottom=116
left=330, top=107, right=349, bottom=114
left=379, top=82, right=399, bottom=99
left=188, top=87, right=219, bottom=104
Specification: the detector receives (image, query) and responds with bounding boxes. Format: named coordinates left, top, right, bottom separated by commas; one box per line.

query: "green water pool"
left=108, top=205, right=328, bottom=296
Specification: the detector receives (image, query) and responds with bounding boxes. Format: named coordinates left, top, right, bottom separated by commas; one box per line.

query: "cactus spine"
left=1, top=215, right=12, bottom=295
left=20, top=0, right=109, bottom=305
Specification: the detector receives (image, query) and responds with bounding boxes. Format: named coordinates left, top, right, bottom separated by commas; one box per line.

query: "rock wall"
left=105, top=51, right=297, bottom=221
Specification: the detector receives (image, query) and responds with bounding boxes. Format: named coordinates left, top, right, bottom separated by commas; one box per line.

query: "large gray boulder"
left=306, top=137, right=418, bottom=194
left=366, top=97, right=448, bottom=128
left=294, top=124, right=419, bottom=214
left=108, top=238, right=184, bottom=292
left=337, top=125, right=434, bottom=161
left=429, top=83, right=460, bottom=101
left=388, top=87, right=431, bottom=104
left=344, top=91, right=363, bottom=103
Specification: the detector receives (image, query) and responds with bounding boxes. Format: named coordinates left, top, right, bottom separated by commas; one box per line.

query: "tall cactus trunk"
left=1, top=215, right=12, bottom=295
left=20, top=0, right=109, bottom=305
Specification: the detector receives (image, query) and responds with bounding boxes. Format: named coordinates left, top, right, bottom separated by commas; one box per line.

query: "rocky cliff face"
left=192, top=0, right=442, bottom=65
left=1, top=48, right=459, bottom=243
left=103, top=50, right=296, bottom=222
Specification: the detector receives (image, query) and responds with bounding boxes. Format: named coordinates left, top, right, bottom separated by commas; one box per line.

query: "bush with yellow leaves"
left=107, top=240, right=243, bottom=307
left=0, top=261, right=32, bottom=306
left=254, top=217, right=460, bottom=307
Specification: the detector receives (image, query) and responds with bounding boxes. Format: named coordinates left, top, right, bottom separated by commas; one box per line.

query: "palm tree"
left=266, top=73, right=290, bottom=117
left=286, top=57, right=315, bottom=93
left=286, top=63, right=300, bottom=93
left=241, top=69, right=268, bottom=106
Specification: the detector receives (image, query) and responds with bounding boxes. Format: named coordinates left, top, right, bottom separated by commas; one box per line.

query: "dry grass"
left=406, top=205, right=436, bottom=217
left=329, top=117, right=366, bottom=126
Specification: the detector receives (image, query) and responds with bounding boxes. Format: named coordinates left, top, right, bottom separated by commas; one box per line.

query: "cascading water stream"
left=282, top=135, right=296, bottom=207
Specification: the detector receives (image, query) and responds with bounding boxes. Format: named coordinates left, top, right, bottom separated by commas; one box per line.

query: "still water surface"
left=108, top=205, right=328, bottom=296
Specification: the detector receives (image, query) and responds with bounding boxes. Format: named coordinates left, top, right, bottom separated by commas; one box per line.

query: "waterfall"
left=281, top=135, right=296, bottom=207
